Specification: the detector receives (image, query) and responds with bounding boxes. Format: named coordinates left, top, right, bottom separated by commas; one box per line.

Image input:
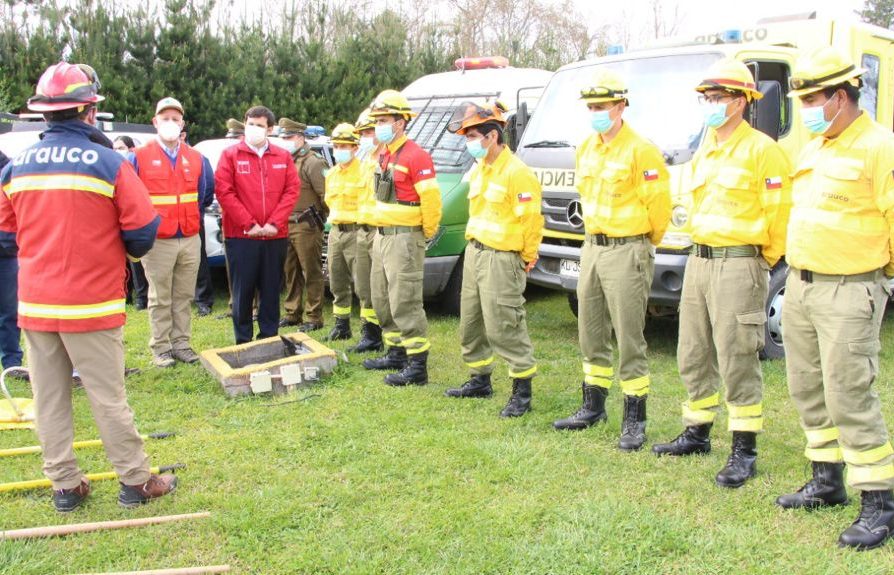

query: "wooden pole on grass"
left=0, top=511, right=210, bottom=540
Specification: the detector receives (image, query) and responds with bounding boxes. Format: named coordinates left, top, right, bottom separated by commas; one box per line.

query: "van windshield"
left=519, top=52, right=722, bottom=164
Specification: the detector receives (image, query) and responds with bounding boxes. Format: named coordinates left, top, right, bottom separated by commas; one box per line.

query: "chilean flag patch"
left=643, top=169, right=659, bottom=181
left=518, top=192, right=533, bottom=203
left=765, top=176, right=782, bottom=189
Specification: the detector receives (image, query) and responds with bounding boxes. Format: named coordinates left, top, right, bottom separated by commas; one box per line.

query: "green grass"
left=2, top=286, right=894, bottom=574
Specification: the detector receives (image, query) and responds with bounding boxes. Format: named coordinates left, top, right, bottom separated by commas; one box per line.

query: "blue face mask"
left=802, top=97, right=838, bottom=135
left=334, top=149, right=353, bottom=165
left=375, top=123, right=395, bottom=144
left=358, top=136, right=375, bottom=155
left=702, top=101, right=730, bottom=129
left=465, top=138, right=488, bottom=159
left=590, top=110, right=614, bottom=133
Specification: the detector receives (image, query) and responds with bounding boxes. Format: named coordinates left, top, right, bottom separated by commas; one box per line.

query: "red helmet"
left=27, top=62, right=105, bottom=112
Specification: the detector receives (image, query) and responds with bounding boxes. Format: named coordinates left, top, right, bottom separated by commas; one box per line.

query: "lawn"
left=2, top=285, right=894, bottom=574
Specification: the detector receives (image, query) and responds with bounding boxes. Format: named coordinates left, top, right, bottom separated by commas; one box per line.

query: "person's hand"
left=524, top=258, right=537, bottom=273
left=261, top=223, right=278, bottom=237
left=245, top=224, right=263, bottom=237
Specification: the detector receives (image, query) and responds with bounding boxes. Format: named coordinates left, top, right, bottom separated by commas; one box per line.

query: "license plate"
left=560, top=259, right=580, bottom=278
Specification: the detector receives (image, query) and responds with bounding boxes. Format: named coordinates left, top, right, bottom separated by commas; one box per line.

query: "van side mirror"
left=753, top=80, right=781, bottom=141
left=514, top=101, right=530, bottom=144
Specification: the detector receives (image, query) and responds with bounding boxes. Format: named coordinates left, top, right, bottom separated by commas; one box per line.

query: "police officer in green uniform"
left=279, top=118, right=328, bottom=333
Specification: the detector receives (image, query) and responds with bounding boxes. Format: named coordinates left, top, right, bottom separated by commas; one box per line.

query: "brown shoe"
left=172, top=347, right=200, bottom=364
left=118, top=473, right=178, bottom=508
left=53, top=478, right=91, bottom=512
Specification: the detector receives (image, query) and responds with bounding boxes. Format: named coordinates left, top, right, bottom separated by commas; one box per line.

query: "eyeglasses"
left=789, top=64, right=855, bottom=91
left=697, top=93, right=736, bottom=105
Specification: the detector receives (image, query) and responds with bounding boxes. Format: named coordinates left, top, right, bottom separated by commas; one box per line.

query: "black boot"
left=384, top=351, right=428, bottom=386
left=618, top=395, right=647, bottom=451
left=553, top=383, right=607, bottom=430
left=325, top=317, right=352, bottom=341
left=349, top=322, right=384, bottom=353
left=445, top=373, right=493, bottom=398
left=362, top=346, right=407, bottom=371
left=715, top=432, right=757, bottom=488
left=839, top=490, right=894, bottom=550
left=651, top=423, right=712, bottom=456
left=776, top=462, right=849, bottom=509
left=500, top=378, right=532, bottom=418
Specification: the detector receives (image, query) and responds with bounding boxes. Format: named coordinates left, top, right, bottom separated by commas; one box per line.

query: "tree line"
left=0, top=0, right=602, bottom=143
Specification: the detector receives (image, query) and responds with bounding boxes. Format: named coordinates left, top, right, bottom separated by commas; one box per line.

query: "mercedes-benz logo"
left=566, top=200, right=584, bottom=229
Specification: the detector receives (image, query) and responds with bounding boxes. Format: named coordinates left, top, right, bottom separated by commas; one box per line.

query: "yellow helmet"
left=788, top=47, right=864, bottom=97
left=695, top=58, right=763, bottom=101
left=355, top=107, right=375, bottom=132
left=446, top=101, right=508, bottom=135
left=331, top=122, right=359, bottom=145
left=368, top=89, right=417, bottom=120
left=580, top=69, right=629, bottom=105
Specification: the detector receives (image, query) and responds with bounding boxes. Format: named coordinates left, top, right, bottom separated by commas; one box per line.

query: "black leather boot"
left=618, top=395, right=647, bottom=451
left=715, top=431, right=757, bottom=488
left=553, top=382, right=607, bottom=430
left=325, top=317, right=352, bottom=341
left=839, top=490, right=894, bottom=550
left=384, top=351, right=428, bottom=386
left=362, top=346, right=407, bottom=371
left=651, top=423, right=712, bottom=456
left=776, top=462, right=849, bottom=509
left=349, top=322, right=384, bottom=353
left=500, top=378, right=532, bottom=418
left=445, top=373, right=493, bottom=398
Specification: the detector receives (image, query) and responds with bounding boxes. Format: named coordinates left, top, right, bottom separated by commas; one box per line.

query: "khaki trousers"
left=371, top=230, right=428, bottom=353
left=354, top=227, right=377, bottom=324
left=577, top=238, right=653, bottom=395
left=677, top=255, right=767, bottom=431
left=327, top=226, right=358, bottom=319
left=283, top=221, right=324, bottom=324
left=459, top=242, right=536, bottom=378
left=783, top=269, right=894, bottom=490
left=25, top=328, right=150, bottom=489
left=142, top=235, right=200, bottom=355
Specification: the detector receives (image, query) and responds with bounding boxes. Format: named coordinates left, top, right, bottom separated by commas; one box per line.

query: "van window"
left=407, top=96, right=493, bottom=174
left=860, top=54, right=879, bottom=121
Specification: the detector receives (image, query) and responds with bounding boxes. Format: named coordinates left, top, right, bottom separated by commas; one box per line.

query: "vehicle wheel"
left=441, top=255, right=463, bottom=316
left=761, top=263, right=787, bottom=360
left=568, top=293, right=578, bottom=318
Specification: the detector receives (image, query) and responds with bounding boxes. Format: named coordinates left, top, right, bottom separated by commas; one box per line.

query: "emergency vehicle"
left=517, top=13, right=894, bottom=359
left=402, top=57, right=552, bottom=314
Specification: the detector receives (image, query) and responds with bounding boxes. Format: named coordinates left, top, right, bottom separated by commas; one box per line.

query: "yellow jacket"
left=357, top=154, right=379, bottom=226
left=688, top=120, right=793, bottom=266
left=576, top=123, right=671, bottom=244
left=324, top=158, right=365, bottom=224
left=465, top=146, right=544, bottom=262
left=787, top=112, right=894, bottom=276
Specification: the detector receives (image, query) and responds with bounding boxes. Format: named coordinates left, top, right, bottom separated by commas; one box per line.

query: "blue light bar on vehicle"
left=607, top=45, right=625, bottom=55
left=720, top=29, right=742, bottom=43
left=305, top=125, right=325, bottom=138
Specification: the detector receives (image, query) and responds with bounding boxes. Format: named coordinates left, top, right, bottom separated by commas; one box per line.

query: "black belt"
left=333, top=223, right=359, bottom=232
left=377, top=225, right=422, bottom=235
left=691, top=243, right=761, bottom=259
left=587, top=233, right=648, bottom=247
left=396, top=199, right=420, bottom=207
left=470, top=239, right=513, bottom=253
left=795, top=267, right=882, bottom=284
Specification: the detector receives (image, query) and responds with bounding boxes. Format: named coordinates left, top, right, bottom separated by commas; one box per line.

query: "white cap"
left=155, top=97, right=184, bottom=115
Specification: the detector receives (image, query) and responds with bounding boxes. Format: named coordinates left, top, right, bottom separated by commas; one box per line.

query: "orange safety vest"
left=135, top=141, right=202, bottom=238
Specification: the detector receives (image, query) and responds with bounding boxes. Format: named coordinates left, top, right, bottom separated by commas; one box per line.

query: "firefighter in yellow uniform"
left=443, top=102, right=543, bottom=417
left=346, top=109, right=383, bottom=353
left=361, top=90, right=442, bottom=386
left=775, top=47, right=894, bottom=550
left=324, top=123, right=379, bottom=350
left=553, top=70, right=670, bottom=450
left=652, top=59, right=793, bottom=490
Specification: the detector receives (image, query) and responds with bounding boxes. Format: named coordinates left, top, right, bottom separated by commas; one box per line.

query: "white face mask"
left=280, top=139, right=297, bottom=154
left=157, top=120, right=181, bottom=143
left=245, top=124, right=267, bottom=147
left=115, top=149, right=129, bottom=157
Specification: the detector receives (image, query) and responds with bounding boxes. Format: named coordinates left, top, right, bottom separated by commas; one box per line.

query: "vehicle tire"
left=568, top=293, right=578, bottom=318
left=441, top=255, right=464, bottom=316
left=761, top=262, right=788, bottom=360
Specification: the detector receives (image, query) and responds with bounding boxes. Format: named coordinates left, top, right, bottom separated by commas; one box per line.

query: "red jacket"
left=215, top=141, right=300, bottom=240
left=135, top=141, right=203, bottom=238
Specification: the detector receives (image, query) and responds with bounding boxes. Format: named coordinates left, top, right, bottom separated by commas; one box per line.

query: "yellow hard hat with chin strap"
left=788, top=46, right=864, bottom=98
left=580, top=69, right=629, bottom=105
left=695, top=58, right=763, bottom=101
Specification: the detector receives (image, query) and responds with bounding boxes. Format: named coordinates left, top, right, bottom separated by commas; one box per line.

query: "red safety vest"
left=135, top=141, right=202, bottom=238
